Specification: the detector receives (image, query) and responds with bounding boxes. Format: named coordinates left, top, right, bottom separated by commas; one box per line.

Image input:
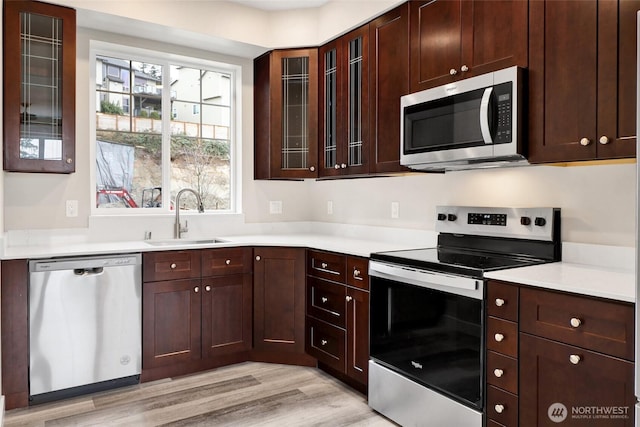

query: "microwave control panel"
left=494, top=82, right=512, bottom=144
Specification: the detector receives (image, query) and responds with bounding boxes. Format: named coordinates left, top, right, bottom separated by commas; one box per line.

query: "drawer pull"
left=205, top=285, right=211, bottom=292
left=570, top=317, right=582, bottom=328
left=321, top=339, right=328, bottom=346
left=569, top=354, right=581, bottom=365
left=321, top=297, right=328, bottom=303
left=170, top=263, right=177, bottom=269
left=194, top=286, right=199, bottom=293
left=353, top=269, right=361, bottom=278
left=494, top=333, right=505, bottom=342
left=321, top=262, right=328, bottom=269
left=495, top=404, right=505, bottom=414
left=225, top=259, right=231, bottom=265
left=346, top=296, right=353, bottom=302
left=495, top=298, right=505, bottom=307
left=493, top=368, right=504, bottom=378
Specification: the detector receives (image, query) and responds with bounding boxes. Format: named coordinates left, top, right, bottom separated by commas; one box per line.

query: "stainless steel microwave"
left=400, top=67, right=526, bottom=171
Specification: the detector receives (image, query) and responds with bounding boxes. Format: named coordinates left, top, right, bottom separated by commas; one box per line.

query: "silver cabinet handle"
left=494, top=368, right=504, bottom=378
left=569, top=354, right=581, bottom=364
left=346, top=296, right=353, bottom=302
left=579, top=137, right=591, bottom=146
left=449, top=68, right=457, bottom=75
left=66, top=158, right=73, bottom=164
left=334, top=164, right=340, bottom=169
left=461, top=65, right=469, bottom=72
left=570, top=317, right=582, bottom=328
left=353, top=269, right=361, bottom=278
left=495, top=298, right=505, bottom=307
left=309, top=166, right=315, bottom=172
left=495, top=404, right=505, bottom=414
left=205, top=285, right=211, bottom=292
left=321, top=262, right=328, bottom=269
left=255, top=256, right=261, bottom=261
left=341, top=163, right=346, bottom=168
left=321, top=339, right=328, bottom=346
left=599, top=136, right=610, bottom=145
left=194, top=286, right=199, bottom=293
left=225, top=259, right=231, bottom=265
left=494, top=333, right=505, bottom=342
left=321, top=297, right=328, bottom=303
left=170, top=263, right=177, bottom=269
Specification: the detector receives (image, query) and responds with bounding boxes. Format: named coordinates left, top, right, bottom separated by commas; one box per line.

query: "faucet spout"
left=174, top=188, right=204, bottom=239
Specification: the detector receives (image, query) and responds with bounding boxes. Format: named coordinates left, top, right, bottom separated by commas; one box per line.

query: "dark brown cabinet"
left=528, top=0, right=638, bottom=163
left=3, top=0, right=76, bottom=173
left=254, top=49, right=319, bottom=179
left=409, top=0, right=527, bottom=93
left=142, top=248, right=253, bottom=378
left=369, top=3, right=410, bottom=174
left=319, top=25, right=369, bottom=177
left=305, top=250, right=369, bottom=391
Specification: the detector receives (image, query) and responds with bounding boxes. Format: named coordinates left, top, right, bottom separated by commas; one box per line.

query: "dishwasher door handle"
left=73, top=267, right=104, bottom=276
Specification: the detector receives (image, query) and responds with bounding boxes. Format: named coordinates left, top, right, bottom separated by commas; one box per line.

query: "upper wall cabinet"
left=319, top=25, right=369, bottom=178
left=3, top=0, right=76, bottom=173
left=528, top=0, right=638, bottom=163
left=369, top=3, right=410, bottom=174
left=409, top=0, right=528, bottom=93
left=254, top=48, right=319, bottom=179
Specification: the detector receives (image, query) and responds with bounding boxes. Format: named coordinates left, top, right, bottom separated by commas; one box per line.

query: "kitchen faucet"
left=174, top=188, right=205, bottom=239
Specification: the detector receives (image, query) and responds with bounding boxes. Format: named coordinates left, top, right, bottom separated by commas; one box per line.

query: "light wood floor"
left=4, top=362, right=395, bottom=426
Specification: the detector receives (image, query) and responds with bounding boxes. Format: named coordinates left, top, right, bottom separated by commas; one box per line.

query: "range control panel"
left=435, top=206, right=560, bottom=241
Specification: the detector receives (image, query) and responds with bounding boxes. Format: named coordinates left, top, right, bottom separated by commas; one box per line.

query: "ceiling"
left=227, top=0, right=330, bottom=10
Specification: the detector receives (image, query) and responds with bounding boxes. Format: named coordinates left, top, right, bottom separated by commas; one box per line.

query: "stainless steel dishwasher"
left=29, top=253, right=142, bottom=403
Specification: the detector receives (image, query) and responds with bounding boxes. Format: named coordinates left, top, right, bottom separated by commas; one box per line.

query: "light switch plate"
left=66, top=200, right=78, bottom=217
left=269, top=200, right=282, bottom=214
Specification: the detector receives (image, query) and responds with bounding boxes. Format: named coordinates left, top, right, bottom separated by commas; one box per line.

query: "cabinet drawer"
left=201, top=247, right=252, bottom=277
left=346, top=256, right=369, bottom=290
left=487, top=350, right=518, bottom=395
left=487, top=385, right=518, bottom=427
left=305, top=317, right=345, bottom=373
left=307, top=250, right=346, bottom=283
left=143, top=250, right=201, bottom=282
left=520, top=287, right=634, bottom=360
left=487, top=317, right=518, bottom=358
left=307, top=277, right=346, bottom=328
left=487, top=281, right=518, bottom=321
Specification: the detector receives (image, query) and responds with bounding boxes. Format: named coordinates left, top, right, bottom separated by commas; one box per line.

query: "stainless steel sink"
left=145, top=238, right=227, bottom=247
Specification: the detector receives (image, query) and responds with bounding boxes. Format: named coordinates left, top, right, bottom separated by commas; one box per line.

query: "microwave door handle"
left=480, top=87, right=493, bottom=144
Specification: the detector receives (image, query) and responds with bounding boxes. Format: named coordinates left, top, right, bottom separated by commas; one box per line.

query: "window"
left=93, top=45, right=237, bottom=213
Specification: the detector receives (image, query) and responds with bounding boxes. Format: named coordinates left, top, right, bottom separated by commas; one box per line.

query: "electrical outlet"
left=391, top=202, right=399, bottom=219
left=327, top=200, right=333, bottom=215
left=66, top=200, right=78, bottom=217
left=269, top=200, right=282, bottom=214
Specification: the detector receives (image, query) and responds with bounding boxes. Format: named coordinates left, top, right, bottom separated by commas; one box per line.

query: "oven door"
left=369, top=265, right=484, bottom=411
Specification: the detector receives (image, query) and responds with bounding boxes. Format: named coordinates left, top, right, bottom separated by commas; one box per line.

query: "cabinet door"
left=596, top=0, right=638, bottom=158
left=201, top=273, right=252, bottom=358
left=253, top=247, right=306, bottom=353
left=3, top=0, right=76, bottom=173
left=409, top=0, right=463, bottom=92
left=528, top=1, right=598, bottom=162
left=319, top=39, right=342, bottom=177
left=346, top=287, right=369, bottom=385
left=142, top=279, right=201, bottom=368
left=520, top=333, right=635, bottom=427
left=369, top=3, right=409, bottom=174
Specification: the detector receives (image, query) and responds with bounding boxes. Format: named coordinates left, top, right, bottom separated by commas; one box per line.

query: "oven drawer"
left=487, top=317, right=518, bottom=358
left=307, top=250, right=346, bottom=283
left=487, top=350, right=517, bottom=394
left=307, top=277, right=346, bottom=327
left=487, top=385, right=518, bottom=427
left=487, top=280, right=518, bottom=321
left=346, top=256, right=369, bottom=290
left=305, top=317, right=345, bottom=373
left=520, top=287, right=634, bottom=360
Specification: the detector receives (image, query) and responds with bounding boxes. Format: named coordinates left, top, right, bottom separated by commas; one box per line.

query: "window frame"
left=90, top=40, right=242, bottom=216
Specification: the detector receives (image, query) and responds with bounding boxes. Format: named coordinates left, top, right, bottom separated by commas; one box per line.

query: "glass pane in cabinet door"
left=19, top=12, right=63, bottom=160
left=324, top=49, right=337, bottom=168
left=348, top=37, right=363, bottom=167
left=281, top=57, right=309, bottom=169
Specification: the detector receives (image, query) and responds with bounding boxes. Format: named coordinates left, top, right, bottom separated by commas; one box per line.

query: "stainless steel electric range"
left=368, top=206, right=561, bottom=427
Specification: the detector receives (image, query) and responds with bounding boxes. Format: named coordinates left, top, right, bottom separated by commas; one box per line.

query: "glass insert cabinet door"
left=3, top=1, right=76, bottom=173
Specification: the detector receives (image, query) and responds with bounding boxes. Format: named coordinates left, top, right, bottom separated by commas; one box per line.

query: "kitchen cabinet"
left=254, top=49, right=319, bottom=179
left=305, top=250, right=369, bottom=391
left=369, top=3, right=410, bottom=174
left=253, top=247, right=315, bottom=365
left=3, top=0, right=76, bottom=173
left=142, top=248, right=253, bottom=379
left=319, top=25, right=369, bottom=177
left=409, top=0, right=527, bottom=93
left=528, top=0, right=638, bottom=163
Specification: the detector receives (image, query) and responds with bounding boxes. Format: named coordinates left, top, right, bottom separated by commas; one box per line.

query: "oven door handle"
left=480, top=87, right=493, bottom=144
left=369, top=261, right=482, bottom=299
